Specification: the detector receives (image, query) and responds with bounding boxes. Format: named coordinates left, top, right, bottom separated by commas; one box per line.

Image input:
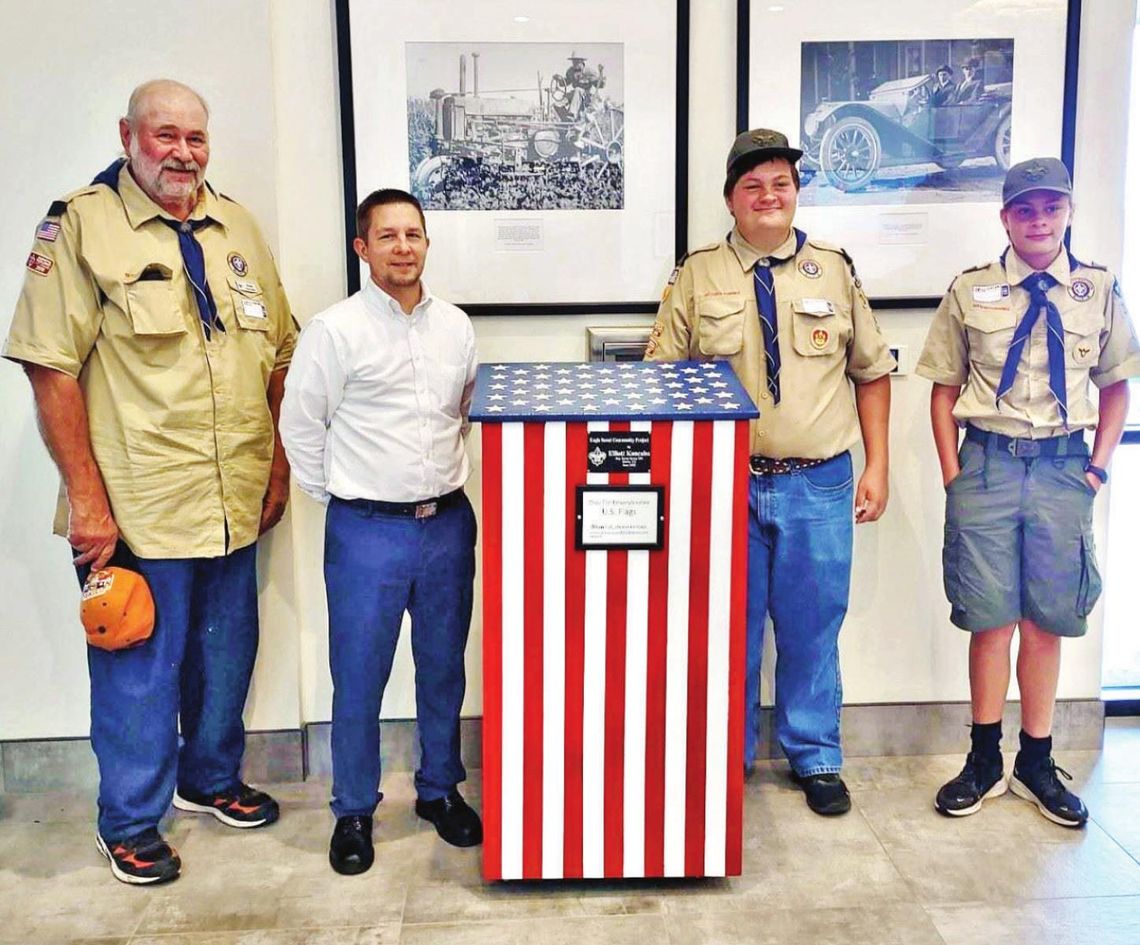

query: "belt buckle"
left=1008, top=438, right=1039, bottom=458
left=414, top=501, right=438, bottom=520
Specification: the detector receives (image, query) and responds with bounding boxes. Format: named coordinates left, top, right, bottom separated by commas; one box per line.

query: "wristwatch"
left=1085, top=462, right=1108, bottom=485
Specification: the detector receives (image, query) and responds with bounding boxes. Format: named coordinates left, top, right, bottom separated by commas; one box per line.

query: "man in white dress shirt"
left=280, top=189, right=481, bottom=875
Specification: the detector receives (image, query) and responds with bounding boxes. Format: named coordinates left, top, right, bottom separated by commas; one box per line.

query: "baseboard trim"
left=0, top=700, right=1104, bottom=793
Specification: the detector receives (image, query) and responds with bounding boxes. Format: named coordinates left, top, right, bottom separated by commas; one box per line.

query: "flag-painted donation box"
left=471, top=360, right=759, bottom=881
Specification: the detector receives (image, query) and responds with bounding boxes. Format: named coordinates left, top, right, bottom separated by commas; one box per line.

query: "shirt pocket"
left=1064, top=309, right=1103, bottom=369
left=696, top=296, right=746, bottom=357
left=790, top=299, right=842, bottom=357
left=123, top=264, right=186, bottom=336
left=434, top=363, right=467, bottom=416
left=963, top=306, right=1016, bottom=366
left=228, top=277, right=272, bottom=334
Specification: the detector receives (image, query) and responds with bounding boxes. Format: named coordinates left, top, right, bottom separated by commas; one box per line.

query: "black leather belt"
left=336, top=488, right=464, bottom=519
left=749, top=455, right=829, bottom=475
left=965, top=425, right=1087, bottom=459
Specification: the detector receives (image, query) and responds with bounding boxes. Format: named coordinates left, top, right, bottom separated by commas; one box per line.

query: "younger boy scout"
left=917, top=158, right=1140, bottom=826
left=646, top=128, right=895, bottom=816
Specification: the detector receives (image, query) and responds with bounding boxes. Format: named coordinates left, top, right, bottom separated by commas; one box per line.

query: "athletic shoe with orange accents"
left=96, top=828, right=181, bottom=885
left=173, top=782, right=280, bottom=828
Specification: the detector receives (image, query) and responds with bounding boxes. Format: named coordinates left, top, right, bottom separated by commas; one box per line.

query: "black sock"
left=1017, top=730, right=1052, bottom=766
left=970, top=720, right=1002, bottom=760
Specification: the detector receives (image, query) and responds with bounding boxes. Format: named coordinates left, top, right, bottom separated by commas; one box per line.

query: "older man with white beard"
left=3, top=79, right=296, bottom=885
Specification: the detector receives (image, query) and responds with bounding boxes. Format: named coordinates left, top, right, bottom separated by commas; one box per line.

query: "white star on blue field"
left=471, top=361, right=759, bottom=422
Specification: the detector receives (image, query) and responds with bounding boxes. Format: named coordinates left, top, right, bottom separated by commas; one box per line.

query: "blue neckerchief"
left=995, top=250, right=1068, bottom=427
left=751, top=228, right=808, bottom=406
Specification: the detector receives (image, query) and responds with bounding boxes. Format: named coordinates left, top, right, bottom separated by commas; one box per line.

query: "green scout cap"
left=726, top=128, right=803, bottom=182
left=1002, top=157, right=1072, bottom=207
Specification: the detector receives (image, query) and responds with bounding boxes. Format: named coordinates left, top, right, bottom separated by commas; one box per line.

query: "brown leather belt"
left=749, top=455, right=829, bottom=476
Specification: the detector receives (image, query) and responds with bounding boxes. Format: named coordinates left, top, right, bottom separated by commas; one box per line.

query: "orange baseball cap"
left=81, top=567, right=155, bottom=651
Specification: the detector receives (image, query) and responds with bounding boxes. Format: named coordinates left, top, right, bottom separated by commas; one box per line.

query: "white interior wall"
left=0, top=0, right=1133, bottom=740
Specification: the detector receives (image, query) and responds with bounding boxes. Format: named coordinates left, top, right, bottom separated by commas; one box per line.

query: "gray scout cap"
left=1002, top=157, right=1072, bottom=206
left=726, top=128, right=803, bottom=183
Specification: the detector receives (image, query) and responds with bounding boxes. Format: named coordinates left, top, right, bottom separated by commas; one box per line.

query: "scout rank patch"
left=228, top=252, right=249, bottom=277
left=811, top=327, right=829, bottom=349
left=1068, top=277, right=1094, bottom=302
left=798, top=258, right=821, bottom=279
left=26, top=252, right=53, bottom=276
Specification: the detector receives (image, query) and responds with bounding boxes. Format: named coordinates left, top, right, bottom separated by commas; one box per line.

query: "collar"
left=1003, top=245, right=1073, bottom=289
left=362, top=275, right=434, bottom=319
left=727, top=226, right=801, bottom=272
left=115, top=161, right=229, bottom=232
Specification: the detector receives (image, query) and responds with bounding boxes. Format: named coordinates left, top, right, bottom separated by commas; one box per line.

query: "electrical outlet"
left=888, top=344, right=908, bottom=375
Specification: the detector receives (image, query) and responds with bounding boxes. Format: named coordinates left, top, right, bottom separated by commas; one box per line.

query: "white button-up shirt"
left=279, top=278, right=478, bottom=504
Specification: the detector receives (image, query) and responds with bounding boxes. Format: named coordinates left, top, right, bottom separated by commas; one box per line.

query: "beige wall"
left=0, top=0, right=1134, bottom=739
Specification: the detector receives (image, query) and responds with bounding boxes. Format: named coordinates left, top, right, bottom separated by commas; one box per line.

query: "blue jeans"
left=324, top=493, right=476, bottom=817
left=80, top=541, right=259, bottom=842
left=745, top=452, right=853, bottom=776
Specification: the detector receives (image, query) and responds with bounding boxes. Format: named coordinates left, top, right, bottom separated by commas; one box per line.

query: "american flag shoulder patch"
left=35, top=219, right=61, bottom=243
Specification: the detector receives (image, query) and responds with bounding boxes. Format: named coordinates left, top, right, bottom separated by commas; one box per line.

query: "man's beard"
left=129, top=139, right=203, bottom=203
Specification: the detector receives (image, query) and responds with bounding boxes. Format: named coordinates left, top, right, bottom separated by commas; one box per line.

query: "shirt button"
left=758, top=431, right=766, bottom=438
left=760, top=392, right=770, bottom=401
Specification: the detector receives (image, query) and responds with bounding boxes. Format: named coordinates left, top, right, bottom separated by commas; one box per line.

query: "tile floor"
left=1, top=719, right=1137, bottom=945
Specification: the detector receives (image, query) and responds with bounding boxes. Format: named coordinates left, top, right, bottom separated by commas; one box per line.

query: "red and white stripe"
left=482, top=418, right=749, bottom=880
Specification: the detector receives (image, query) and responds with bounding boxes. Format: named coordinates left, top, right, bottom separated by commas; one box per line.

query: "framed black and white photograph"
left=337, top=0, right=690, bottom=314
left=738, top=0, right=1079, bottom=303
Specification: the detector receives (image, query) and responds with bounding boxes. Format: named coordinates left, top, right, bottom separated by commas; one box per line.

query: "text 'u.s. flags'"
left=474, top=361, right=757, bottom=880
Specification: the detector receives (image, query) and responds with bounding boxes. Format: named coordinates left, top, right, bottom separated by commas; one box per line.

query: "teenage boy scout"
left=3, top=79, right=296, bottom=884
left=917, top=157, right=1140, bottom=827
left=646, top=128, right=895, bottom=816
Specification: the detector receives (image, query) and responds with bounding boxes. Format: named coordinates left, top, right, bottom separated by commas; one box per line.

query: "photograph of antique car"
left=406, top=42, right=624, bottom=211
left=797, top=38, right=1014, bottom=206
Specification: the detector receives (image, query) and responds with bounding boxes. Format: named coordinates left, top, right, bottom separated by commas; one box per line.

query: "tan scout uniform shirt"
left=646, top=227, right=895, bottom=459
left=916, top=248, right=1140, bottom=438
left=3, top=162, right=297, bottom=558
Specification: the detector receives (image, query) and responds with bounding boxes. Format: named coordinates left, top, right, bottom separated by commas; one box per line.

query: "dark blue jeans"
left=80, top=541, right=259, bottom=842
left=745, top=452, right=854, bottom=776
left=324, top=494, right=476, bottom=817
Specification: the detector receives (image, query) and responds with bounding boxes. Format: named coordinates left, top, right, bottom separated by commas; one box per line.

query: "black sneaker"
left=329, top=815, right=374, bottom=875
left=935, top=752, right=1006, bottom=817
left=173, top=782, right=279, bottom=828
left=791, top=772, right=851, bottom=816
left=1010, top=756, right=1089, bottom=827
left=96, top=828, right=181, bottom=885
left=415, top=790, right=484, bottom=847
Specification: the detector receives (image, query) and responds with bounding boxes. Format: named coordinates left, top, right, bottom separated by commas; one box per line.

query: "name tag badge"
left=972, top=283, right=1011, bottom=304
left=800, top=298, right=836, bottom=316
left=241, top=299, right=268, bottom=320
left=234, top=279, right=261, bottom=294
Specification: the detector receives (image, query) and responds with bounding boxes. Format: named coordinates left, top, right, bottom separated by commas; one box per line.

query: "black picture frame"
left=735, top=0, right=1082, bottom=308
left=335, top=0, right=690, bottom=316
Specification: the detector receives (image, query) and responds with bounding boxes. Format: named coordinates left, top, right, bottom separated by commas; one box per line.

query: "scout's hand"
left=259, top=474, right=290, bottom=534
left=1085, top=471, right=1103, bottom=495
left=854, top=464, right=888, bottom=524
left=69, top=493, right=119, bottom=569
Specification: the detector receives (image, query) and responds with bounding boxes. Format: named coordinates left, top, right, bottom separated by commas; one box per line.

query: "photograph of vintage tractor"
left=407, top=47, right=624, bottom=211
